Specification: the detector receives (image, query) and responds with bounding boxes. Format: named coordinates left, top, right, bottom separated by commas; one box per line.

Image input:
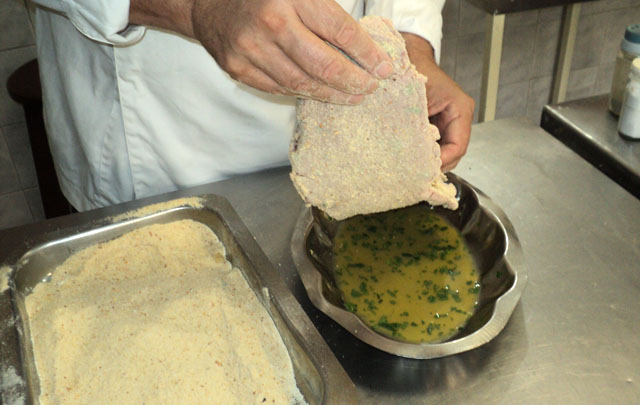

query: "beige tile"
left=0, top=0, right=34, bottom=51
left=499, top=24, right=537, bottom=86
left=459, top=2, right=486, bottom=36
left=566, top=66, right=598, bottom=100
left=3, top=122, right=37, bottom=189
left=0, top=190, right=32, bottom=230
left=0, top=45, right=37, bottom=127
left=24, top=186, right=44, bottom=222
left=442, top=0, right=460, bottom=39
left=454, top=33, right=484, bottom=93
left=496, top=81, right=529, bottom=119
left=0, top=127, right=21, bottom=194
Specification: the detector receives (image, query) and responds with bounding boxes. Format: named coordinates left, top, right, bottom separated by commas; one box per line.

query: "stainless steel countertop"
left=3, top=117, right=639, bottom=404
left=541, top=94, right=640, bottom=199
left=465, top=0, right=594, bottom=14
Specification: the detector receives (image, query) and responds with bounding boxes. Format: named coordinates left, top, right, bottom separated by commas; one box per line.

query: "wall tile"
left=499, top=24, right=537, bottom=85
left=0, top=128, right=21, bottom=194
left=599, top=9, right=628, bottom=66
left=0, top=0, right=34, bottom=51
left=454, top=33, right=484, bottom=93
left=24, top=187, right=44, bottom=222
left=526, top=76, right=553, bottom=123
left=495, top=80, right=529, bottom=119
left=505, top=9, right=539, bottom=31
left=594, top=62, right=616, bottom=95
left=440, top=38, right=457, bottom=78
left=538, top=6, right=564, bottom=22
left=532, top=18, right=562, bottom=79
left=571, top=13, right=608, bottom=70
left=459, top=2, right=486, bottom=36
left=567, top=66, right=599, bottom=100
left=442, top=0, right=460, bottom=39
left=3, top=122, right=37, bottom=188
left=0, top=45, right=37, bottom=126
left=581, top=0, right=631, bottom=15
left=0, top=190, right=32, bottom=230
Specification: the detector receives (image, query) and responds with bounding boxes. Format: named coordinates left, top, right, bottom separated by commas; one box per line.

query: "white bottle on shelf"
left=618, top=58, right=640, bottom=140
left=609, top=24, right=640, bottom=116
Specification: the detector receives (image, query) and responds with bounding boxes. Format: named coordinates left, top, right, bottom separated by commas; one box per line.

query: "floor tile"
left=3, top=122, right=37, bottom=189
left=0, top=190, right=32, bottom=230
left=0, top=128, right=22, bottom=194
left=24, top=186, right=44, bottom=222
left=0, top=0, right=34, bottom=51
left=0, top=45, right=37, bottom=127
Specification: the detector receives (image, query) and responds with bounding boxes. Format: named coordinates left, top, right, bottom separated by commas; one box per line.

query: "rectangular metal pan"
left=0, top=195, right=356, bottom=404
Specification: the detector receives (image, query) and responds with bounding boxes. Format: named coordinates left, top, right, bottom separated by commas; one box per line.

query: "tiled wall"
left=441, top=0, right=640, bottom=123
left=0, top=0, right=43, bottom=229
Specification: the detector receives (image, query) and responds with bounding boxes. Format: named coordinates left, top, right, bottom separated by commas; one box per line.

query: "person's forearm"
left=129, top=0, right=195, bottom=38
left=401, top=32, right=438, bottom=77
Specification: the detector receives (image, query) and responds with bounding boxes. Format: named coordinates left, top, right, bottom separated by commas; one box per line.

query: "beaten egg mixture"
left=332, top=205, right=479, bottom=343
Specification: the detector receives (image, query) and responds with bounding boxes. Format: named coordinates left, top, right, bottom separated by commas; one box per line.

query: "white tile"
left=0, top=190, right=32, bottom=230
left=3, top=122, right=37, bottom=188
left=0, top=0, right=34, bottom=51
left=0, top=127, right=21, bottom=194
left=0, top=45, right=37, bottom=127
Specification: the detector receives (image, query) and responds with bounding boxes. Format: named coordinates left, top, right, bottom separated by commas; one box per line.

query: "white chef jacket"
left=31, top=0, right=444, bottom=211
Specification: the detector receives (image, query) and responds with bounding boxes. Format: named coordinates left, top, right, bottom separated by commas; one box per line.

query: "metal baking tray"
left=291, top=173, right=527, bottom=359
left=0, top=195, right=356, bottom=404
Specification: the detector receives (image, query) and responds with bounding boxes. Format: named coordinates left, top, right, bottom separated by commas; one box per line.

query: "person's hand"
left=130, top=0, right=394, bottom=104
left=402, top=33, right=475, bottom=172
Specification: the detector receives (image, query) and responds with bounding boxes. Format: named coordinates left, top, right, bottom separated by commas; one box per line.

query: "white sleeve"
left=364, top=0, right=445, bottom=64
left=31, top=0, right=145, bottom=45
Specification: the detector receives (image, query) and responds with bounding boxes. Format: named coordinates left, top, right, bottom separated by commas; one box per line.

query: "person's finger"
left=295, top=1, right=393, bottom=79
left=435, top=114, right=471, bottom=172
left=276, top=19, right=380, bottom=95
left=245, top=42, right=364, bottom=104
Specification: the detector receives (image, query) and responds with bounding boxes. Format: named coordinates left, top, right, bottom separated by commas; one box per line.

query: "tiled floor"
left=0, top=122, right=45, bottom=231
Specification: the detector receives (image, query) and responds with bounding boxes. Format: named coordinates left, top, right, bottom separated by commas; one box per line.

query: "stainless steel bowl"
left=290, top=173, right=527, bottom=359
